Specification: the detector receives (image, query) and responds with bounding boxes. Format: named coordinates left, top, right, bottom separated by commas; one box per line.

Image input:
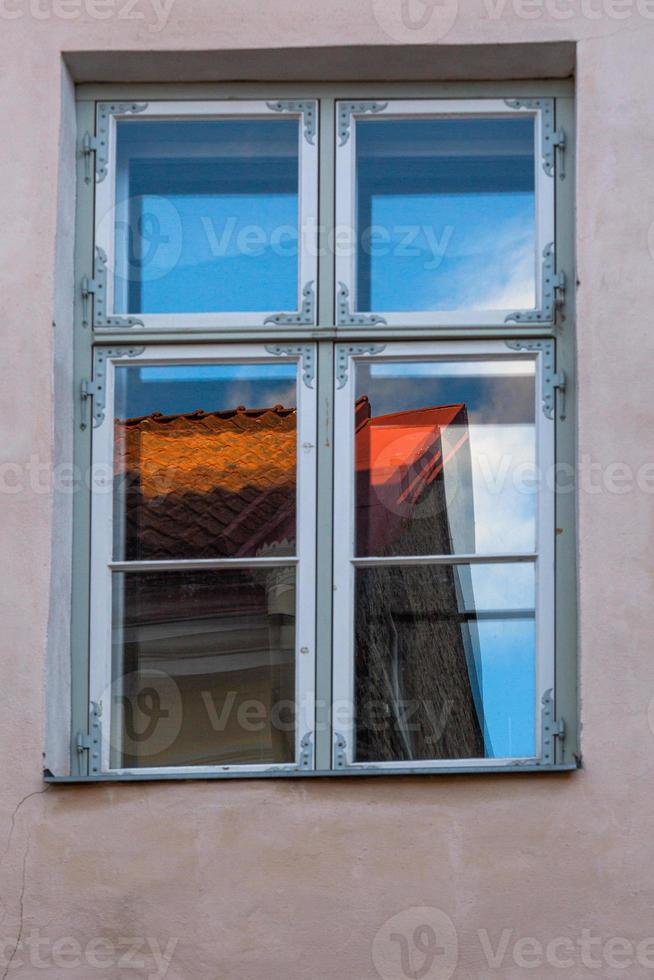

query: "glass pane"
left=355, top=116, right=536, bottom=312
left=355, top=562, right=536, bottom=762
left=110, top=568, right=296, bottom=768
left=355, top=359, right=536, bottom=556
left=112, top=362, right=297, bottom=560
left=113, top=119, right=299, bottom=314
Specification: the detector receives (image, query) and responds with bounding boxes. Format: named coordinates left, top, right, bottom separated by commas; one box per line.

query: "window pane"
left=111, top=568, right=296, bottom=768
left=355, top=562, right=535, bottom=762
left=355, top=117, right=536, bottom=312
left=355, top=359, right=536, bottom=556
left=112, top=363, right=297, bottom=560
left=113, top=119, right=299, bottom=313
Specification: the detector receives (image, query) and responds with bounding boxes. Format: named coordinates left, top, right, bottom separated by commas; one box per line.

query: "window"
left=332, top=344, right=553, bottom=767
left=89, top=348, right=316, bottom=772
left=67, top=85, right=575, bottom=780
left=92, top=101, right=318, bottom=328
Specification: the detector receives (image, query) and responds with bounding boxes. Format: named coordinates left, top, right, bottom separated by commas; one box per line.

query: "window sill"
left=44, top=762, right=579, bottom=784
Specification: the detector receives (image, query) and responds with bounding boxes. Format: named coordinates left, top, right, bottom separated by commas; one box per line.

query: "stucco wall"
left=1, top=3, right=654, bottom=977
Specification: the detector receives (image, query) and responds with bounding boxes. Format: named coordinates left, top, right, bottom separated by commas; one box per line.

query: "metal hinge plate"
left=76, top=702, right=102, bottom=774
left=298, top=732, right=314, bottom=770
left=81, top=132, right=99, bottom=184
left=541, top=689, right=565, bottom=765
left=552, top=369, right=567, bottom=420
left=333, top=732, right=347, bottom=769
left=551, top=128, right=566, bottom=179
left=80, top=378, right=101, bottom=430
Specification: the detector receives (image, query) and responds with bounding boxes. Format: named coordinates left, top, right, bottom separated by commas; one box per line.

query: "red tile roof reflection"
left=114, top=405, right=297, bottom=559
left=355, top=396, right=469, bottom=555
left=115, top=398, right=469, bottom=560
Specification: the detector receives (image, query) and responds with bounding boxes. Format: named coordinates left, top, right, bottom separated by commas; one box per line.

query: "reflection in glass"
left=114, top=119, right=299, bottom=313
left=355, top=562, right=535, bottom=762
left=111, top=568, right=296, bottom=769
left=355, top=117, right=536, bottom=312
left=113, top=363, right=297, bottom=561
left=355, top=360, right=536, bottom=556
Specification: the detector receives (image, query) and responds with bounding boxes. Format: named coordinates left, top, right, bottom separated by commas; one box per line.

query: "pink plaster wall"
left=1, top=4, right=654, bottom=977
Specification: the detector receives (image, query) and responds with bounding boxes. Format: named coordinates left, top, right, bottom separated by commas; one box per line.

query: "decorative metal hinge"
left=505, top=339, right=567, bottom=420
left=82, top=247, right=145, bottom=329
left=505, top=243, right=565, bottom=324
left=265, top=343, right=315, bottom=388
left=264, top=281, right=316, bottom=327
left=81, top=132, right=100, bottom=184
left=338, top=102, right=388, bottom=146
left=337, top=282, right=387, bottom=327
left=80, top=378, right=101, bottom=431
left=540, top=689, right=565, bottom=765
left=336, top=343, right=386, bottom=389
left=266, top=100, right=317, bottom=145
left=298, top=732, right=314, bottom=770
left=333, top=732, right=347, bottom=769
left=551, top=129, right=566, bottom=180
left=94, top=102, right=148, bottom=182
left=81, top=274, right=98, bottom=327
left=76, top=702, right=102, bottom=774
left=504, top=98, right=566, bottom=180
left=80, top=346, right=145, bottom=429
left=551, top=369, right=567, bottom=420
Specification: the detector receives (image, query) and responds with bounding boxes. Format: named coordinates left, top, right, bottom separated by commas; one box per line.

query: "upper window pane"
left=112, top=362, right=298, bottom=561
left=113, top=118, right=300, bottom=314
left=355, top=116, right=535, bottom=313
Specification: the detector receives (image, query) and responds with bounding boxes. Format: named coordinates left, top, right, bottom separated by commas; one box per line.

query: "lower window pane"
left=355, top=562, right=535, bottom=762
left=110, top=568, right=296, bottom=768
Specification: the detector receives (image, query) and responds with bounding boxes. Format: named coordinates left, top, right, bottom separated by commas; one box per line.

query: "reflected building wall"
left=354, top=396, right=487, bottom=761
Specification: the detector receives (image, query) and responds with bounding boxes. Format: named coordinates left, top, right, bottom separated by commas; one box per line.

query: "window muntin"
left=333, top=341, right=554, bottom=769
left=94, top=101, right=318, bottom=329
left=90, top=346, right=317, bottom=774
left=335, top=100, right=554, bottom=327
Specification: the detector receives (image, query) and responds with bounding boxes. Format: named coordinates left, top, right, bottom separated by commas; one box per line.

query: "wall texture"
left=1, top=3, right=654, bottom=977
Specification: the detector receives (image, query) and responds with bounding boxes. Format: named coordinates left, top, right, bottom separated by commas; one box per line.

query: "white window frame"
left=332, top=340, right=555, bottom=769
left=94, top=101, right=319, bottom=330
left=335, top=99, right=555, bottom=327
left=89, top=344, right=317, bottom=775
